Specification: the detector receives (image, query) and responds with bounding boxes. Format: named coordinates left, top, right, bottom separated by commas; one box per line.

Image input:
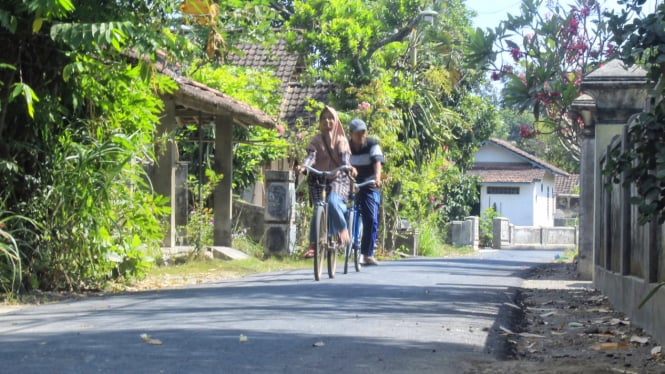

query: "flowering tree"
left=477, top=0, right=616, bottom=160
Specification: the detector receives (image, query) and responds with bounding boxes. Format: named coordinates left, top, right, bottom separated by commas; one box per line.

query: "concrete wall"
left=596, top=132, right=665, bottom=345
left=491, top=217, right=577, bottom=250
left=575, top=59, right=664, bottom=344
left=446, top=217, right=479, bottom=249
left=232, top=200, right=265, bottom=244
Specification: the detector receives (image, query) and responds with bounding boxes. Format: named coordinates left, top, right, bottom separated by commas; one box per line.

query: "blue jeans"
left=309, top=192, right=348, bottom=244
left=357, top=189, right=381, bottom=256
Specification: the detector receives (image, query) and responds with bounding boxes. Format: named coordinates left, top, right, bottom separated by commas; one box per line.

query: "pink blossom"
left=519, top=124, right=537, bottom=139
left=276, top=124, right=285, bottom=135
left=296, top=132, right=304, bottom=140
left=510, top=47, right=522, bottom=62
left=357, top=102, right=371, bottom=113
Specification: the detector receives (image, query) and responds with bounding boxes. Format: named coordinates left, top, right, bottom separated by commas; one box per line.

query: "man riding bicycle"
left=348, top=118, right=384, bottom=266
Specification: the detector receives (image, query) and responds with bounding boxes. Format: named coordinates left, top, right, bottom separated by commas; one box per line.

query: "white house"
left=468, top=138, right=569, bottom=227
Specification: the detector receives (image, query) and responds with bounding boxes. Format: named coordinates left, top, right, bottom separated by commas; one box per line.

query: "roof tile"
left=555, top=174, right=580, bottom=195
left=468, top=163, right=547, bottom=183
left=488, top=138, right=569, bottom=177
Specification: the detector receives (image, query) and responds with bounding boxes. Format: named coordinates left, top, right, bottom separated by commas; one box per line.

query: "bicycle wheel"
left=327, top=237, right=337, bottom=278
left=354, top=220, right=363, bottom=272
left=313, top=205, right=327, bottom=281
left=343, top=208, right=355, bottom=274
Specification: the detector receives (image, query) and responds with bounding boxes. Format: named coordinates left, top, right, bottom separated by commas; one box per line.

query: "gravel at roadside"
left=507, top=262, right=664, bottom=373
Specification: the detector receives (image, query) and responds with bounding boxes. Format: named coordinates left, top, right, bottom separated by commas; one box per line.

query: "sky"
left=465, top=0, right=661, bottom=30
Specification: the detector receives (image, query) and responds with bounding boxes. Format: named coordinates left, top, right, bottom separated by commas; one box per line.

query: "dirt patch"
left=477, top=262, right=665, bottom=374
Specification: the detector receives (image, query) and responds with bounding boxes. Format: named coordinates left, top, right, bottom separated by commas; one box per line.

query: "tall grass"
left=0, top=211, right=40, bottom=296
left=414, top=220, right=476, bottom=258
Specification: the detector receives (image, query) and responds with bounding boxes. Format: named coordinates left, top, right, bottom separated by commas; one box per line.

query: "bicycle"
left=302, top=165, right=350, bottom=281
left=343, top=177, right=375, bottom=274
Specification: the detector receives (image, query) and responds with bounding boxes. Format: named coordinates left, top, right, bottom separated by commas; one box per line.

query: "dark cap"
left=349, top=118, right=367, bottom=132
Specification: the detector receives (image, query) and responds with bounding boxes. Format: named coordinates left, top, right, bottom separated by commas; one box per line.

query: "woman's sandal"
left=303, top=248, right=315, bottom=258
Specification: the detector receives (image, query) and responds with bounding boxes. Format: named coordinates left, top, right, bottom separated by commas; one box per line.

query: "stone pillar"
left=572, top=93, right=596, bottom=280
left=175, top=161, right=190, bottom=244
left=214, top=116, right=233, bottom=247
left=492, top=217, right=510, bottom=249
left=465, top=216, right=479, bottom=249
left=578, top=130, right=595, bottom=279
left=449, top=221, right=464, bottom=246
left=263, top=170, right=296, bottom=256
left=154, top=98, right=178, bottom=249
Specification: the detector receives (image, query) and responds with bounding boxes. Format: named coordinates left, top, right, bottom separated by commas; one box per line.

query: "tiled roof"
left=487, top=138, right=569, bottom=177
left=555, top=174, right=580, bottom=195
left=126, top=49, right=276, bottom=129
left=279, top=82, right=335, bottom=127
left=226, top=38, right=302, bottom=85
left=226, top=36, right=335, bottom=127
left=468, top=163, right=547, bottom=183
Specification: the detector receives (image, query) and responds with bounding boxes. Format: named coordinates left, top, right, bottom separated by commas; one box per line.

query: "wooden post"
left=154, top=98, right=178, bottom=249
left=214, top=116, right=233, bottom=247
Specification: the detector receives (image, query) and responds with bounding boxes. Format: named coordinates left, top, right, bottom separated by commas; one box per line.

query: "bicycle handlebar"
left=354, top=179, right=376, bottom=189
left=301, top=165, right=376, bottom=189
left=302, top=164, right=350, bottom=177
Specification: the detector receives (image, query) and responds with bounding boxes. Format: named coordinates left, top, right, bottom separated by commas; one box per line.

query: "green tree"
left=605, top=0, right=665, bottom=225
left=0, top=0, right=227, bottom=292
left=471, top=0, right=616, bottom=161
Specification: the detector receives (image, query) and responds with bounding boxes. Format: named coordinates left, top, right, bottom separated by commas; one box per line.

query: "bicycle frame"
left=303, top=165, right=350, bottom=281
left=344, top=177, right=375, bottom=274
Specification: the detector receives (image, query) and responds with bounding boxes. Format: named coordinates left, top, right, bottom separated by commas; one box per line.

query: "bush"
left=479, top=207, right=498, bottom=248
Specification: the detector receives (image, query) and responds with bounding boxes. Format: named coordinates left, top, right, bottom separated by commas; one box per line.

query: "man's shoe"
left=363, top=256, right=379, bottom=266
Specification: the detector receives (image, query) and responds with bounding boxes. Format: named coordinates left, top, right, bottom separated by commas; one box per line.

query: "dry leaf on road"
left=630, top=335, right=649, bottom=345
left=140, top=333, right=163, bottom=345
left=591, top=342, right=630, bottom=351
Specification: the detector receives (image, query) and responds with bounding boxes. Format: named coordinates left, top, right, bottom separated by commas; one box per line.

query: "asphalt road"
left=0, top=249, right=561, bottom=374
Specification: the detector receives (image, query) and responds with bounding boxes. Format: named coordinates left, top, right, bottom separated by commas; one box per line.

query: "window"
left=487, top=186, right=520, bottom=195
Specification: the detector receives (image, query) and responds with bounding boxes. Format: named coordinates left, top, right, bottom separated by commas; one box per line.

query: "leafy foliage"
left=0, top=0, right=191, bottom=293
left=472, top=0, right=616, bottom=160
left=183, top=63, right=287, bottom=191
left=0, top=210, right=40, bottom=295
left=283, top=0, right=499, bottom=249
left=479, top=206, right=498, bottom=248
left=604, top=1, right=665, bottom=225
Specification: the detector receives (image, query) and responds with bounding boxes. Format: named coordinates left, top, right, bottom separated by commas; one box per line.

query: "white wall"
left=474, top=144, right=525, bottom=163
left=475, top=142, right=558, bottom=227
left=481, top=184, right=533, bottom=226
left=532, top=174, right=556, bottom=227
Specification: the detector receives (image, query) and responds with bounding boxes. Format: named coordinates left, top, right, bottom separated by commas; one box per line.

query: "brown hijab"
left=306, top=106, right=350, bottom=171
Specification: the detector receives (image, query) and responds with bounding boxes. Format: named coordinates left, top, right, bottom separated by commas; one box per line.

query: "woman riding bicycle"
left=295, top=106, right=355, bottom=258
